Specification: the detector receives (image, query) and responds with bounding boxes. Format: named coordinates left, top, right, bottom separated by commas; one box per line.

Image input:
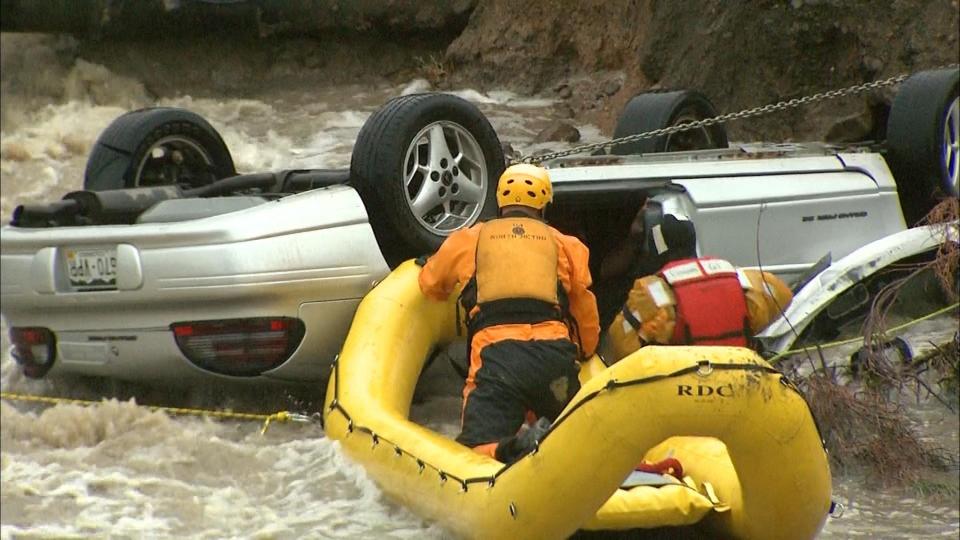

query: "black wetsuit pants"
left=456, top=338, right=580, bottom=462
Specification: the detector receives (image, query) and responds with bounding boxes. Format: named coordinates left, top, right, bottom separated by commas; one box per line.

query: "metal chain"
left=518, top=65, right=959, bottom=164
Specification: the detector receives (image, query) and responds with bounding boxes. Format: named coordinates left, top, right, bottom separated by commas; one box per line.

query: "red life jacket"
left=658, top=257, right=750, bottom=346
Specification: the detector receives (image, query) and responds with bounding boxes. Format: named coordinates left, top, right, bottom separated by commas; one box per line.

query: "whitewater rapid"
left=1, top=33, right=957, bottom=539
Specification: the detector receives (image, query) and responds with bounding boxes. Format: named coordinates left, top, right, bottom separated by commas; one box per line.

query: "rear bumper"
left=40, top=297, right=364, bottom=382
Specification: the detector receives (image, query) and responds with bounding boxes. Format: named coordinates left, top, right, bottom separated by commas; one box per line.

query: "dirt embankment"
left=444, top=0, right=959, bottom=141
left=3, top=1, right=957, bottom=142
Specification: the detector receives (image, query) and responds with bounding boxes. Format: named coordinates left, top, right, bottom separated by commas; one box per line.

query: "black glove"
left=495, top=417, right=552, bottom=463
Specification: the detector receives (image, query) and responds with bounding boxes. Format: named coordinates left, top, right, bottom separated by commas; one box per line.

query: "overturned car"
left=1, top=68, right=957, bottom=384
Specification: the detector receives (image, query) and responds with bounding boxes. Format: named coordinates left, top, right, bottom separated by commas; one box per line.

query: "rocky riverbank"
left=445, top=0, right=959, bottom=140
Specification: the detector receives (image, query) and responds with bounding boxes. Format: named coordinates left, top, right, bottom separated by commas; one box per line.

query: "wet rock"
left=861, top=55, right=883, bottom=75
left=63, top=59, right=151, bottom=108
left=602, top=78, right=622, bottom=97
left=556, top=84, right=573, bottom=99
left=824, top=111, right=873, bottom=143
left=501, top=142, right=522, bottom=163
left=553, top=102, right=576, bottom=119
left=534, top=121, right=581, bottom=143
left=61, top=134, right=89, bottom=156
left=1, top=142, right=31, bottom=162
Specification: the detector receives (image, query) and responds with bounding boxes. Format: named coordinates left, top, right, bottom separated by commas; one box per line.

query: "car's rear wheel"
left=611, top=90, right=729, bottom=155
left=84, top=107, right=236, bottom=191
left=351, top=93, right=504, bottom=267
left=886, top=67, right=959, bottom=224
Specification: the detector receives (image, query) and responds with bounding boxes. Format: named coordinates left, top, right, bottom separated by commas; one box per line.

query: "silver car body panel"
left=757, top=221, right=959, bottom=355
left=0, top=145, right=918, bottom=382
left=1, top=185, right=390, bottom=382
left=550, top=150, right=905, bottom=283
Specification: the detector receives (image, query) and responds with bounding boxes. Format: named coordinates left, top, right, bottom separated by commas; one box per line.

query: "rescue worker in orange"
left=601, top=208, right=793, bottom=363
left=419, top=164, right=600, bottom=463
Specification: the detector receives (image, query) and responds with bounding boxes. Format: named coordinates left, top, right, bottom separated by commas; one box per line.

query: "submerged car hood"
left=757, top=220, right=959, bottom=354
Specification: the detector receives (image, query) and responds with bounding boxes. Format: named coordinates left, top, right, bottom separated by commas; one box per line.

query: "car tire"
left=611, top=90, right=729, bottom=155
left=351, top=93, right=505, bottom=267
left=84, top=107, right=236, bottom=191
left=886, top=67, right=959, bottom=223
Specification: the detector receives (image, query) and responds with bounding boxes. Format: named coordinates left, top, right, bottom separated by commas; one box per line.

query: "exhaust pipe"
left=11, top=185, right=185, bottom=227
left=9, top=171, right=307, bottom=227
left=62, top=185, right=186, bottom=224
left=11, top=200, right=83, bottom=228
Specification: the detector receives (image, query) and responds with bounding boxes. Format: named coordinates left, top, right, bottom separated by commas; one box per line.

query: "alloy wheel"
left=402, top=121, right=489, bottom=235
left=944, top=96, right=959, bottom=195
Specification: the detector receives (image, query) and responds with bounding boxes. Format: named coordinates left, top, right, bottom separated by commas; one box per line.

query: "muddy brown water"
left=1, top=34, right=957, bottom=539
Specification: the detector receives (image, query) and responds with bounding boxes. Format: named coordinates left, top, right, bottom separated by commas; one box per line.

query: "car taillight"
left=170, top=317, right=305, bottom=377
left=9, top=327, right=57, bottom=379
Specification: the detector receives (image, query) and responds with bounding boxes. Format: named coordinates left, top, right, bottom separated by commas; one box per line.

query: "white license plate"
left=65, top=248, right=117, bottom=290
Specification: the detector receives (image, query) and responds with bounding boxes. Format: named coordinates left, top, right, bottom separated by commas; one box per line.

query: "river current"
left=1, top=33, right=957, bottom=539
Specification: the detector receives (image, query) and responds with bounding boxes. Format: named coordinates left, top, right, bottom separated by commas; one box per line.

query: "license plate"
left=65, top=248, right=117, bottom=290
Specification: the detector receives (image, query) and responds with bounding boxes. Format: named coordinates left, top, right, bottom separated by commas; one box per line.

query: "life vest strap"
left=621, top=305, right=643, bottom=331
left=467, top=298, right=563, bottom=333
left=683, top=326, right=750, bottom=344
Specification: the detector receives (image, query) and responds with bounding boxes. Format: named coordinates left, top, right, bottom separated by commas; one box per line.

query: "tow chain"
left=518, top=64, right=960, bottom=164
left=0, top=391, right=323, bottom=435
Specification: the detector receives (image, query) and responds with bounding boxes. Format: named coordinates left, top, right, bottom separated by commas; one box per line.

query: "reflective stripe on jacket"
left=603, top=259, right=793, bottom=363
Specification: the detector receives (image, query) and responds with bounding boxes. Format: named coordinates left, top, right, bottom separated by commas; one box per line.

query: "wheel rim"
left=943, top=96, right=959, bottom=196
left=663, top=110, right=718, bottom=151
left=402, top=121, right=489, bottom=236
left=133, top=135, right=215, bottom=187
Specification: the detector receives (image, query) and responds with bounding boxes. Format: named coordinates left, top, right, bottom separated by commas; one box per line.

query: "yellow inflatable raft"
left=323, top=261, right=832, bottom=539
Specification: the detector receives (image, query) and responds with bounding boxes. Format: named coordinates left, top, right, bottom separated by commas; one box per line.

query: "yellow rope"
left=769, top=302, right=959, bottom=364
left=4, top=303, right=955, bottom=425
left=0, top=391, right=316, bottom=434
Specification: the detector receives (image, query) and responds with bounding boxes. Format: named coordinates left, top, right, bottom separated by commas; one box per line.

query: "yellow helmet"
left=496, top=164, right=553, bottom=210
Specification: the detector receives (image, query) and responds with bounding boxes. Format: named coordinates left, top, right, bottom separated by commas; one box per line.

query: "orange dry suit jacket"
left=419, top=218, right=600, bottom=367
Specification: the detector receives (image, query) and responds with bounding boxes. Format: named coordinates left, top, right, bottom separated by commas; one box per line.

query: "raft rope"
left=766, top=302, right=959, bottom=365
left=0, top=391, right=322, bottom=435
left=325, top=356, right=809, bottom=497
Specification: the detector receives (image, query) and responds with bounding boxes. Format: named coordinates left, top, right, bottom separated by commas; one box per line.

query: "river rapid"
left=1, top=33, right=958, bottom=539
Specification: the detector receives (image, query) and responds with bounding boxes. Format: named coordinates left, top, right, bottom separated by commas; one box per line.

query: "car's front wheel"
left=351, top=93, right=505, bottom=267
left=84, top=107, right=236, bottom=191
left=886, top=67, right=959, bottom=224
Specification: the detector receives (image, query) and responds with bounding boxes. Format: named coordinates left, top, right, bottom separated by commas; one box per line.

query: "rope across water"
left=0, top=391, right=322, bottom=435
left=516, top=65, right=959, bottom=164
